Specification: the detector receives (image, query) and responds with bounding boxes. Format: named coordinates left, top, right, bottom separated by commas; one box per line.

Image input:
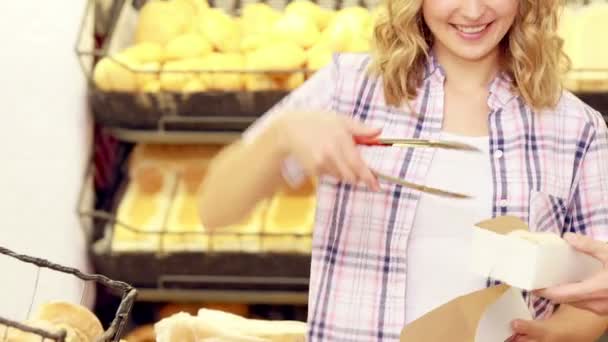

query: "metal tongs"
left=355, top=136, right=481, bottom=199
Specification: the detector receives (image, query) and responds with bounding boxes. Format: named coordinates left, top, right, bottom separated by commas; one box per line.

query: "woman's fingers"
left=563, top=233, right=608, bottom=263
left=342, top=117, right=382, bottom=138
left=336, top=130, right=379, bottom=190
left=317, top=142, right=358, bottom=184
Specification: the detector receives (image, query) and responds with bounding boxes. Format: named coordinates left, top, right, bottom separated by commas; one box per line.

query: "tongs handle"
left=354, top=136, right=480, bottom=152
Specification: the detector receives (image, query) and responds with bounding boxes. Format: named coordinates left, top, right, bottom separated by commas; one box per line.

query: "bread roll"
left=33, top=302, right=103, bottom=342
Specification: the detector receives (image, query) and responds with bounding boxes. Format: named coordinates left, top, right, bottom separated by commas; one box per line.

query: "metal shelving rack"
left=77, top=0, right=316, bottom=305
left=78, top=0, right=608, bottom=306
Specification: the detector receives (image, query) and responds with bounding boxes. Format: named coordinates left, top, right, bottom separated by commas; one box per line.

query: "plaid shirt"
left=246, top=53, right=608, bottom=341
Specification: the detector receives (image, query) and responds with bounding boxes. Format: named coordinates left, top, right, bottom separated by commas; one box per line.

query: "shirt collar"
left=488, top=71, right=517, bottom=111
left=423, top=53, right=517, bottom=111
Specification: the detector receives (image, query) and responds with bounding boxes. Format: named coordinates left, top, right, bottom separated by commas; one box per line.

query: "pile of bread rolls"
left=93, top=0, right=382, bottom=93
left=0, top=302, right=115, bottom=342
left=154, top=309, right=306, bottom=342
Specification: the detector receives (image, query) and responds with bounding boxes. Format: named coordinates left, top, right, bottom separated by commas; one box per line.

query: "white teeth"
left=455, top=24, right=487, bottom=34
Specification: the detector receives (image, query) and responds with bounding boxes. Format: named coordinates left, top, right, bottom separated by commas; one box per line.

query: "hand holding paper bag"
left=536, top=233, right=608, bottom=315
left=470, top=216, right=602, bottom=291
left=400, top=285, right=532, bottom=342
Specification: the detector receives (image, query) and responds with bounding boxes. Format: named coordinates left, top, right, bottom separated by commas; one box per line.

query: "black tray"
left=91, top=250, right=311, bottom=291
left=577, top=92, right=608, bottom=116
left=89, top=87, right=288, bottom=130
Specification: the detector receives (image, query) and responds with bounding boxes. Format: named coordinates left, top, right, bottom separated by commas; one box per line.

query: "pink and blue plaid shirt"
left=247, top=53, right=608, bottom=341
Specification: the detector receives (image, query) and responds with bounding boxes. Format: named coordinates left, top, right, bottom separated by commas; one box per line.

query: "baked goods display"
left=93, top=0, right=382, bottom=93
left=559, top=2, right=608, bottom=92
left=263, top=179, right=316, bottom=254
left=111, top=144, right=316, bottom=254
left=0, top=302, right=107, bottom=342
left=154, top=309, right=306, bottom=342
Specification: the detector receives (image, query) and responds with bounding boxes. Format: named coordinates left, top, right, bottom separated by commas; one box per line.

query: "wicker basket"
left=0, top=246, right=136, bottom=342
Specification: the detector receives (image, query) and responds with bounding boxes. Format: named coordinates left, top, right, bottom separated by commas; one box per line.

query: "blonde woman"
left=199, top=0, right=608, bottom=340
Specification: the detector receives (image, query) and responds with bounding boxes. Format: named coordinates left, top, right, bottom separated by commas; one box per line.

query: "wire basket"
left=75, top=0, right=379, bottom=131
left=0, top=246, right=136, bottom=342
left=84, top=208, right=313, bottom=291
left=77, top=155, right=312, bottom=291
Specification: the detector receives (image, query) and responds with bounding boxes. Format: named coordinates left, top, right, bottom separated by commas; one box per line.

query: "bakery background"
left=0, top=0, right=606, bottom=341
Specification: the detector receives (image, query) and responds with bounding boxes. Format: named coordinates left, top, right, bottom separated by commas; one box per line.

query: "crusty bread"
left=196, top=309, right=307, bottom=342
left=155, top=312, right=272, bottom=342
left=33, top=302, right=103, bottom=342
left=155, top=312, right=198, bottom=342
left=201, top=332, right=270, bottom=342
left=132, top=164, right=165, bottom=194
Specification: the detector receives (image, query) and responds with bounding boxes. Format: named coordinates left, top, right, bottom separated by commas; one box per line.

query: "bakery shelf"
left=78, top=153, right=314, bottom=305
left=134, top=288, right=308, bottom=304
left=76, top=0, right=308, bottom=133
left=106, top=127, right=243, bottom=144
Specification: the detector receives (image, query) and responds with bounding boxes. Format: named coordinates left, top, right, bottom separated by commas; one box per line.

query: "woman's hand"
left=509, top=317, right=597, bottom=342
left=276, top=111, right=381, bottom=190
left=509, top=319, right=575, bottom=342
left=509, top=302, right=607, bottom=342
left=536, top=233, right=608, bottom=315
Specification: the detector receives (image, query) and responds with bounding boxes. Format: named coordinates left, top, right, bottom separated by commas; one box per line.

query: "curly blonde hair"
left=369, top=0, right=569, bottom=110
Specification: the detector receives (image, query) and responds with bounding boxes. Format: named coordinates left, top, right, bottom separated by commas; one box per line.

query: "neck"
left=433, top=44, right=501, bottom=91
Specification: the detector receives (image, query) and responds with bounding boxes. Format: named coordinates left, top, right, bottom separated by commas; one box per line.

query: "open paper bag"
left=471, top=216, right=601, bottom=290
left=401, top=216, right=603, bottom=342
left=400, top=284, right=531, bottom=342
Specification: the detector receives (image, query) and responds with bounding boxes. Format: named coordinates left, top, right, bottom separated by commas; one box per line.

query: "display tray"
left=90, top=249, right=311, bottom=291
left=89, top=87, right=288, bottom=131
left=90, top=86, right=607, bottom=132
left=84, top=164, right=313, bottom=294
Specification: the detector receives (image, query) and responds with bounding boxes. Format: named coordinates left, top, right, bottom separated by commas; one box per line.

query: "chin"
left=441, top=42, right=498, bottom=63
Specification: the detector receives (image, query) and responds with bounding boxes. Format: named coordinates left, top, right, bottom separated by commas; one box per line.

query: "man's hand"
left=536, top=233, right=608, bottom=315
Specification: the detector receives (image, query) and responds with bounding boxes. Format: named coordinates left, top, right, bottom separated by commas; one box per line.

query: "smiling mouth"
left=452, top=22, right=493, bottom=34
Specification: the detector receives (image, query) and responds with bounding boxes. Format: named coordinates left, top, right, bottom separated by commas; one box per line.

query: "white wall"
left=0, top=1, right=92, bottom=318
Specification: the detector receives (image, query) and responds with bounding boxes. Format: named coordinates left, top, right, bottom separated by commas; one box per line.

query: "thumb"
left=342, top=117, right=382, bottom=137
left=511, top=319, right=546, bottom=338
left=564, top=233, right=608, bottom=263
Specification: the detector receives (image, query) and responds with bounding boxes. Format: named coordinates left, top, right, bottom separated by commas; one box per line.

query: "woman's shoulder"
left=549, top=90, right=606, bottom=132
left=330, top=52, right=374, bottom=78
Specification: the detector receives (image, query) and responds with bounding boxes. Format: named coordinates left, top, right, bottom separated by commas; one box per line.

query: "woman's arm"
left=198, top=56, right=380, bottom=229
left=537, top=233, right=608, bottom=315
left=199, top=110, right=381, bottom=229
left=536, top=108, right=608, bottom=315
left=198, top=121, right=288, bottom=229
left=197, top=61, right=339, bottom=229
left=512, top=107, right=608, bottom=341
